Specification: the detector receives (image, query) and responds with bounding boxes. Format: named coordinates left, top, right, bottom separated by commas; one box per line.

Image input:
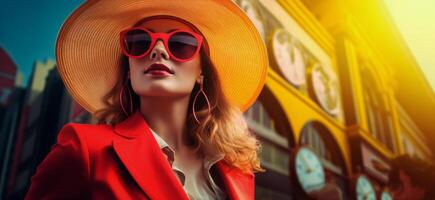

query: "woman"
left=25, top=0, right=268, bottom=200
left=388, top=155, right=435, bottom=200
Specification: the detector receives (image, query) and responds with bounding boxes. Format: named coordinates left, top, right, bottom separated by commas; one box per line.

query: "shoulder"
left=57, top=123, right=116, bottom=147
left=61, top=122, right=113, bottom=133
left=59, top=122, right=113, bottom=137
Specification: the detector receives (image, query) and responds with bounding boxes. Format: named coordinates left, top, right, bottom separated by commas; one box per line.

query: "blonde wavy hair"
left=94, top=46, right=264, bottom=174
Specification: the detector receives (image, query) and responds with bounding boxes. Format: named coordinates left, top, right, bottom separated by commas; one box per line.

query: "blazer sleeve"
left=25, top=123, right=92, bottom=200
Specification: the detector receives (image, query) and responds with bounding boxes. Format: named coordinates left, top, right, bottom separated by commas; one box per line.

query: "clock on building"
left=354, top=175, right=376, bottom=200
left=380, top=190, right=392, bottom=200
left=237, top=0, right=266, bottom=40
left=290, top=146, right=326, bottom=194
left=308, top=64, right=340, bottom=116
left=270, top=28, right=306, bottom=86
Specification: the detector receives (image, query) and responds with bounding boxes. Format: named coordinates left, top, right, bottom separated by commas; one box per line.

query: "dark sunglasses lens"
left=168, top=32, right=199, bottom=60
left=124, top=29, right=151, bottom=56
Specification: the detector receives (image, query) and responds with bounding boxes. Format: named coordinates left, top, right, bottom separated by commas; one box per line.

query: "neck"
left=139, top=95, right=191, bottom=152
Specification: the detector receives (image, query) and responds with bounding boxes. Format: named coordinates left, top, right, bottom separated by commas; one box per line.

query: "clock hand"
left=301, top=155, right=312, bottom=173
left=362, top=190, right=371, bottom=200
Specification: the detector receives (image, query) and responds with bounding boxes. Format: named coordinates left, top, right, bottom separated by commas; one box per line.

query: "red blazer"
left=25, top=112, right=255, bottom=200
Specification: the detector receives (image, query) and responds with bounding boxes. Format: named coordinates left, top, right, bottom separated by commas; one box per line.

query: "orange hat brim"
left=56, top=0, right=268, bottom=114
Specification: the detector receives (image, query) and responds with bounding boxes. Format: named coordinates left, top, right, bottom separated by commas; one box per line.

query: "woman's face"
left=128, top=18, right=202, bottom=98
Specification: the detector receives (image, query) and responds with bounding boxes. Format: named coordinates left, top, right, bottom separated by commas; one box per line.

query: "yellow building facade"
left=234, top=0, right=435, bottom=199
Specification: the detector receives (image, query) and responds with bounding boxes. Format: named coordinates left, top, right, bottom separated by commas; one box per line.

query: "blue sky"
left=0, top=0, right=83, bottom=86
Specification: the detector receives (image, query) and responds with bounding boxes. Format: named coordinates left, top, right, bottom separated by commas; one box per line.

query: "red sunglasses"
left=120, top=28, right=203, bottom=62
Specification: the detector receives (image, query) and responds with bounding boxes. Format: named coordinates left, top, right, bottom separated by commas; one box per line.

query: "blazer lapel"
left=216, top=161, right=255, bottom=200
left=112, top=111, right=255, bottom=200
left=112, top=111, right=189, bottom=200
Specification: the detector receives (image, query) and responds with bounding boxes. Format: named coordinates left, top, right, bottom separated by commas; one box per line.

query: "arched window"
left=300, top=122, right=344, bottom=174
left=300, top=121, right=347, bottom=198
left=244, top=88, right=295, bottom=199
left=361, top=68, right=395, bottom=151
left=244, top=100, right=289, bottom=174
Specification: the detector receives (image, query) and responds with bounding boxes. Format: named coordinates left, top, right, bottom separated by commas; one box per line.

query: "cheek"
left=174, top=68, right=198, bottom=90
left=128, top=60, right=145, bottom=91
left=128, top=59, right=143, bottom=74
left=169, top=62, right=200, bottom=93
left=177, top=60, right=201, bottom=81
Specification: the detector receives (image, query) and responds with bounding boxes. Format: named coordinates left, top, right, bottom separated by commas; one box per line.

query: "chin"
left=136, top=88, right=192, bottom=98
left=136, top=89, right=172, bottom=97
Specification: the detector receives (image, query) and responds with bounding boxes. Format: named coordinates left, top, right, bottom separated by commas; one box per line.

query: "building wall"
left=237, top=0, right=434, bottom=199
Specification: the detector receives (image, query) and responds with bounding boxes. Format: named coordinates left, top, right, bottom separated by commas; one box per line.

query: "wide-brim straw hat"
left=56, top=0, right=268, bottom=115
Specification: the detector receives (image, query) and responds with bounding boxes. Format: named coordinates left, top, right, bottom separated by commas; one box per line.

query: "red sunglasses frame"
left=119, top=28, right=203, bottom=62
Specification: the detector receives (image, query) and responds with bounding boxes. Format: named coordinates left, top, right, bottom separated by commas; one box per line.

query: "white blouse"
left=149, top=129, right=226, bottom=200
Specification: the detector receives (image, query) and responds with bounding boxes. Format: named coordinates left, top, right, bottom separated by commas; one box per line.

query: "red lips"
left=144, top=63, right=174, bottom=74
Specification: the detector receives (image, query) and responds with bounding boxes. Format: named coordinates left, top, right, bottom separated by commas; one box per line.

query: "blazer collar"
left=112, top=111, right=254, bottom=200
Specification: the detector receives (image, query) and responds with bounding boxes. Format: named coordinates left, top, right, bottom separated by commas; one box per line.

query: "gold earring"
left=192, top=75, right=210, bottom=124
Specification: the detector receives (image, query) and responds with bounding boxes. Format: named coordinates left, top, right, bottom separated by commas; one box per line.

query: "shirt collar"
left=149, top=128, right=171, bottom=149
left=148, top=128, right=224, bottom=165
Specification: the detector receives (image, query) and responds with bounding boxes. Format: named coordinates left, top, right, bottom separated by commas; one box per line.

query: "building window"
left=300, top=122, right=347, bottom=198
left=244, top=101, right=289, bottom=174
left=244, top=100, right=293, bottom=199
left=259, top=139, right=289, bottom=175
left=361, top=68, right=396, bottom=152
left=401, top=131, right=426, bottom=160
left=300, top=122, right=342, bottom=174
left=244, top=100, right=275, bottom=131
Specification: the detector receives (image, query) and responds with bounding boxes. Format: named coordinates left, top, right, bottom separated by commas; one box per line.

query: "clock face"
left=238, top=0, right=266, bottom=40
left=295, top=147, right=325, bottom=193
left=381, top=191, right=392, bottom=200
left=271, top=29, right=306, bottom=86
left=356, top=175, right=376, bottom=200
left=310, top=64, right=340, bottom=116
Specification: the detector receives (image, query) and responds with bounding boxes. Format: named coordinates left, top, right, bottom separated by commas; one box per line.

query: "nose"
left=149, top=40, right=170, bottom=61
